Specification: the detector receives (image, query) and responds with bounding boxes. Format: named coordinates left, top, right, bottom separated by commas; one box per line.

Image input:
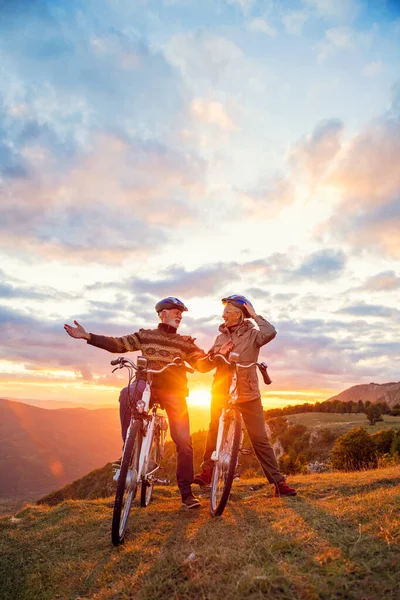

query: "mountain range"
left=327, top=381, right=400, bottom=407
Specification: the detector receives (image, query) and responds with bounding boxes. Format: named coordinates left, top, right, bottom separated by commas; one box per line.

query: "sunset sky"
left=1, top=0, right=399, bottom=413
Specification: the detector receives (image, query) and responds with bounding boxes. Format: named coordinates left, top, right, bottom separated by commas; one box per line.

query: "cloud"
left=361, top=61, right=384, bottom=77
left=317, top=25, right=354, bottom=62
left=191, top=99, right=236, bottom=130
left=0, top=7, right=188, bottom=137
left=288, top=118, right=344, bottom=184
left=227, top=0, right=255, bottom=15
left=0, top=132, right=205, bottom=261
left=118, top=263, right=241, bottom=298
left=86, top=251, right=347, bottom=308
left=246, top=18, right=277, bottom=37
left=321, top=107, right=400, bottom=257
left=241, top=91, right=400, bottom=260
left=302, top=0, right=361, bottom=22
left=336, top=302, right=400, bottom=318
left=282, top=10, right=308, bottom=35
left=165, top=32, right=243, bottom=85
left=240, top=118, right=343, bottom=215
left=294, top=249, right=346, bottom=281
left=268, top=312, right=400, bottom=388
left=357, top=271, right=400, bottom=292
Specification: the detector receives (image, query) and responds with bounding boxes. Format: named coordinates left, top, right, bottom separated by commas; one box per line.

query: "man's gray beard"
left=165, top=317, right=181, bottom=329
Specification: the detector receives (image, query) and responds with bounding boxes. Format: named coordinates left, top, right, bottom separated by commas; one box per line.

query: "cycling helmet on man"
left=155, top=297, right=188, bottom=314
left=221, top=294, right=254, bottom=318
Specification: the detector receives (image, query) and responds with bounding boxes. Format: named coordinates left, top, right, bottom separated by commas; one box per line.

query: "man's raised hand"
left=64, top=320, right=90, bottom=341
left=219, top=340, right=234, bottom=356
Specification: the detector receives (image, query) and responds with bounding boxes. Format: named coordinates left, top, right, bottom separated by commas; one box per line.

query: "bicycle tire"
left=210, top=409, right=241, bottom=517
left=140, top=424, right=160, bottom=508
left=111, top=420, right=141, bottom=546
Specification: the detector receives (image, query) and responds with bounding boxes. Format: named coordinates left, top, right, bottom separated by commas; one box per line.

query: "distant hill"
left=1, top=398, right=115, bottom=410
left=0, top=398, right=121, bottom=500
left=0, top=398, right=210, bottom=502
left=327, top=382, right=400, bottom=407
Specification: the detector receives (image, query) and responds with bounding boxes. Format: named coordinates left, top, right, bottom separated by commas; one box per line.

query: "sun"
left=187, top=388, right=212, bottom=407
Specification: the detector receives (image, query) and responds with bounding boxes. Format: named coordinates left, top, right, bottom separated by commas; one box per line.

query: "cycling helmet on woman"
left=155, top=297, right=188, bottom=314
left=221, top=294, right=254, bottom=318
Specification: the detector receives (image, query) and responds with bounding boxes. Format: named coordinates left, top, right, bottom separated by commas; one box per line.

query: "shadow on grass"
left=299, top=474, right=400, bottom=500
left=287, top=496, right=400, bottom=599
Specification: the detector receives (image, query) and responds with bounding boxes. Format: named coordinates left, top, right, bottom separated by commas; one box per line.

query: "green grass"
left=1, top=467, right=399, bottom=599
left=286, top=412, right=400, bottom=434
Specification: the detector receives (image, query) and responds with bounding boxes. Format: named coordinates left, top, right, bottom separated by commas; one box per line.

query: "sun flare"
left=187, top=388, right=212, bottom=408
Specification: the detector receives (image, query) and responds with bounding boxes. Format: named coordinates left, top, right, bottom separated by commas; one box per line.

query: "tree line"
left=265, top=399, right=400, bottom=424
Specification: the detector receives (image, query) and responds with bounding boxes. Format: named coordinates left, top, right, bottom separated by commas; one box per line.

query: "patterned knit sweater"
left=88, top=323, right=209, bottom=398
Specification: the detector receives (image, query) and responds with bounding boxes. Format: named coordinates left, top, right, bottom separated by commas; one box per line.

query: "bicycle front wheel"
left=210, top=410, right=241, bottom=517
left=140, top=426, right=161, bottom=508
left=111, top=420, right=141, bottom=546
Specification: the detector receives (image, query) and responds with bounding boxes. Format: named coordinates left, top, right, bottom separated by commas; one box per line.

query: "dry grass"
left=0, top=467, right=399, bottom=600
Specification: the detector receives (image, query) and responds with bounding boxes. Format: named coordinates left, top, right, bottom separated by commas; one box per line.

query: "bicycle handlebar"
left=211, top=353, right=272, bottom=385
left=110, top=356, right=195, bottom=374
left=210, top=353, right=257, bottom=368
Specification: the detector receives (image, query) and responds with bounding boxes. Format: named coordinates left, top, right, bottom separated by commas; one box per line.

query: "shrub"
left=278, top=453, right=297, bottom=475
left=331, top=427, right=377, bottom=471
left=390, top=430, right=400, bottom=455
left=279, top=424, right=308, bottom=452
left=371, top=429, right=394, bottom=455
left=319, top=428, right=336, bottom=444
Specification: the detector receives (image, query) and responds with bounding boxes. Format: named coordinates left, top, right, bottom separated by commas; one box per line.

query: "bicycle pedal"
left=154, top=478, right=170, bottom=486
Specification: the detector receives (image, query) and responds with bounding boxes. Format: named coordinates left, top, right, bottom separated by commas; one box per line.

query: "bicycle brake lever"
left=111, top=367, right=119, bottom=373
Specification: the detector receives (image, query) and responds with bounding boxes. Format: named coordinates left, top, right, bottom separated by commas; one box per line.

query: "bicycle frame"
left=111, top=355, right=192, bottom=545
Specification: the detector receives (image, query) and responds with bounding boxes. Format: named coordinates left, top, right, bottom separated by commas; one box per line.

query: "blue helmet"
left=221, top=295, right=253, bottom=318
left=155, top=297, right=188, bottom=313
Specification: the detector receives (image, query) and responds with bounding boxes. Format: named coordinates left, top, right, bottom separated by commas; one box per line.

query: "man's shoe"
left=181, top=494, right=201, bottom=509
left=193, top=468, right=212, bottom=486
left=274, top=477, right=297, bottom=497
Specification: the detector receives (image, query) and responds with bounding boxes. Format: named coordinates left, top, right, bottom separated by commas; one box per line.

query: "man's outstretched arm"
left=64, top=320, right=140, bottom=353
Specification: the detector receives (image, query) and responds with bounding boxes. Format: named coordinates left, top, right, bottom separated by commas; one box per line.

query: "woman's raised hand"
left=244, top=302, right=257, bottom=319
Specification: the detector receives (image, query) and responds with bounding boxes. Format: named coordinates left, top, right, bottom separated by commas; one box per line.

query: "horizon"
left=1, top=0, right=399, bottom=409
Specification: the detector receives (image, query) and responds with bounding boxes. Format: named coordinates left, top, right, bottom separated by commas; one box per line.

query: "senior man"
left=64, top=296, right=229, bottom=509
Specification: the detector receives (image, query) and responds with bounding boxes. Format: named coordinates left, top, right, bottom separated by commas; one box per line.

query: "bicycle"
left=209, top=352, right=272, bottom=517
left=110, top=355, right=193, bottom=546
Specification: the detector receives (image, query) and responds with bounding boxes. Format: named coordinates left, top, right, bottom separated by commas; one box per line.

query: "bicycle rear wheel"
left=140, top=426, right=161, bottom=507
left=111, top=420, right=141, bottom=546
left=210, top=409, right=241, bottom=517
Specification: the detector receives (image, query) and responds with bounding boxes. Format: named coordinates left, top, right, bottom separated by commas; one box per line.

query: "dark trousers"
left=119, top=384, right=194, bottom=498
left=202, top=396, right=284, bottom=484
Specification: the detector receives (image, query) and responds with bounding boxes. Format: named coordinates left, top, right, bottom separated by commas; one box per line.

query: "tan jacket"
left=210, top=315, right=276, bottom=403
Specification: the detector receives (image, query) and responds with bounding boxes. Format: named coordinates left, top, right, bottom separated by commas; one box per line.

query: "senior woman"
left=194, top=295, right=296, bottom=497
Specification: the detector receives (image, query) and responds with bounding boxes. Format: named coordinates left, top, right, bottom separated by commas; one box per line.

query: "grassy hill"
left=0, top=467, right=399, bottom=600
left=286, top=412, right=400, bottom=434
